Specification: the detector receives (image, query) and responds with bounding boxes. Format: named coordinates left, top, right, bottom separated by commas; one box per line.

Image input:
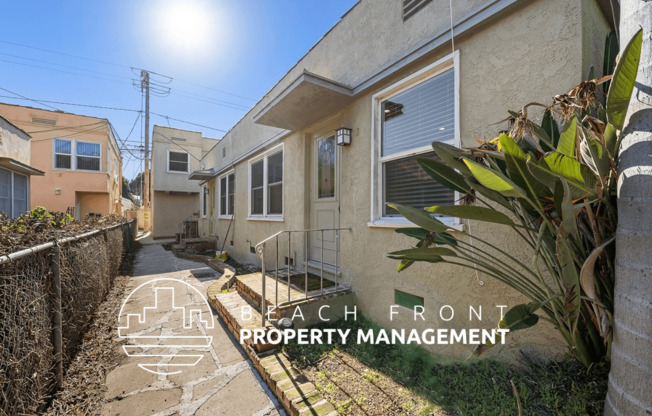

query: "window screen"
left=267, top=151, right=283, bottom=215
left=251, top=160, right=264, bottom=215
left=220, top=176, right=227, bottom=215
left=168, top=151, right=189, bottom=172
left=0, top=169, right=11, bottom=216
left=12, top=174, right=28, bottom=217
left=76, top=141, right=100, bottom=171
left=228, top=174, right=235, bottom=215
left=54, top=139, right=72, bottom=169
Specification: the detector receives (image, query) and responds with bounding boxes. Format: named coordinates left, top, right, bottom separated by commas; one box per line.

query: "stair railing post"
left=320, top=230, right=324, bottom=296
left=287, top=232, right=291, bottom=302
left=305, top=231, right=309, bottom=298
left=260, top=245, right=266, bottom=327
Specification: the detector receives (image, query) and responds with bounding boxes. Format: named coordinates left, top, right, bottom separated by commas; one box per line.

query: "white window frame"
left=200, top=185, right=208, bottom=218
left=52, top=139, right=102, bottom=172
left=247, top=144, right=284, bottom=222
left=218, top=170, right=235, bottom=219
left=75, top=141, right=102, bottom=172
left=167, top=149, right=190, bottom=174
left=0, top=168, right=30, bottom=219
left=369, top=50, right=461, bottom=229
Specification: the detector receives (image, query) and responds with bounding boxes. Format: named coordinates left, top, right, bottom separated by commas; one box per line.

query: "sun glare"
left=157, top=0, right=214, bottom=54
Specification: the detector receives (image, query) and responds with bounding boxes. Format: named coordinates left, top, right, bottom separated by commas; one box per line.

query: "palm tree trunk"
left=605, top=1, right=652, bottom=415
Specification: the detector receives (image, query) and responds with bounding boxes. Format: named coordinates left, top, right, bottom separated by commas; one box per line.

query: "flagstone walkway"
left=100, top=243, right=284, bottom=416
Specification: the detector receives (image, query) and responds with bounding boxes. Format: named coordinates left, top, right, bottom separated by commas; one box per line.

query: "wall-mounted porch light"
left=336, top=127, right=352, bottom=146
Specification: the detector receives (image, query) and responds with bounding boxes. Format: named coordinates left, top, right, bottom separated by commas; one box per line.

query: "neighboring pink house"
left=0, top=103, right=122, bottom=219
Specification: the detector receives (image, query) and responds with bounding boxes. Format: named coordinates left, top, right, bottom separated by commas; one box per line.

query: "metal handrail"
left=255, top=227, right=351, bottom=326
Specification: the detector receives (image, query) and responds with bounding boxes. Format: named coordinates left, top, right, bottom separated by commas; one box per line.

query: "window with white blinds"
left=372, top=56, right=458, bottom=224
left=248, top=146, right=283, bottom=219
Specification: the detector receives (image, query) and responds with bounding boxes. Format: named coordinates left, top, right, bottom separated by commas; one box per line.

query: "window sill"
left=166, top=170, right=190, bottom=175
left=367, top=217, right=464, bottom=232
left=218, top=215, right=234, bottom=220
left=247, top=215, right=284, bottom=222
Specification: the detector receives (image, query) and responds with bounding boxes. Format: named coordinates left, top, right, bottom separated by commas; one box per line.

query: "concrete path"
left=100, top=244, right=284, bottom=416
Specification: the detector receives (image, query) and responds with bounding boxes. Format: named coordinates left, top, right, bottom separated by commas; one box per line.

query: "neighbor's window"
left=249, top=148, right=283, bottom=218
left=54, top=139, right=72, bottom=169
left=76, top=141, right=100, bottom=171
left=168, top=151, right=189, bottom=172
left=0, top=168, right=28, bottom=219
left=380, top=65, right=456, bottom=217
left=219, top=173, right=235, bottom=217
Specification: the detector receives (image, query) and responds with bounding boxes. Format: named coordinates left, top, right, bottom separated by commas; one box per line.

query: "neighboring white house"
left=190, top=0, right=615, bottom=360
left=150, top=125, right=219, bottom=238
left=0, top=115, right=44, bottom=218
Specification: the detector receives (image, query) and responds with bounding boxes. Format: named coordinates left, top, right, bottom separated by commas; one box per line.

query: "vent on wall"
left=222, top=147, right=226, bottom=158
left=32, top=117, right=57, bottom=126
left=403, top=0, right=432, bottom=20
left=171, top=137, right=186, bottom=142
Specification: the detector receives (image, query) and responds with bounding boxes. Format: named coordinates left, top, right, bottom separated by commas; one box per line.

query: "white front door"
left=309, top=134, right=339, bottom=267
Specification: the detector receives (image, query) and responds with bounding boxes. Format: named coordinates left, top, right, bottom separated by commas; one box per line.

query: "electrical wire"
left=0, top=86, right=61, bottom=111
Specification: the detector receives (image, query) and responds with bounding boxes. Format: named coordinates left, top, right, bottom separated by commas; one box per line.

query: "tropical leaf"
left=606, top=28, right=643, bottom=130
left=417, top=158, right=471, bottom=194
left=425, top=205, right=514, bottom=225
left=462, top=157, right=528, bottom=199
left=559, top=178, right=579, bottom=240
left=499, top=303, right=540, bottom=331
left=580, top=237, right=615, bottom=337
left=557, top=116, right=577, bottom=157
left=602, top=31, right=619, bottom=92
left=542, top=109, right=560, bottom=148
left=395, top=228, right=429, bottom=240
left=386, top=203, right=449, bottom=233
left=500, top=133, right=550, bottom=206
left=388, top=247, right=456, bottom=262
left=604, top=123, right=618, bottom=158
left=557, top=235, right=581, bottom=342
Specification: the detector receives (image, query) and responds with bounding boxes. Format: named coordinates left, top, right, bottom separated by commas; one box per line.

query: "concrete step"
left=209, top=290, right=279, bottom=353
left=236, top=272, right=307, bottom=315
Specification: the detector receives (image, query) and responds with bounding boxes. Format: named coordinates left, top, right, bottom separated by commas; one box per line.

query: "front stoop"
left=209, top=290, right=279, bottom=353
left=207, top=277, right=338, bottom=416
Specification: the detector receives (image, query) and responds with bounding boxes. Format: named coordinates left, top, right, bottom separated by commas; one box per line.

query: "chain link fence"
left=0, top=220, right=135, bottom=416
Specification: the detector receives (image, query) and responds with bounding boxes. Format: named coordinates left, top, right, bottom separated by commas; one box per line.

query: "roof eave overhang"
left=188, top=169, right=216, bottom=181
left=253, top=70, right=354, bottom=131
left=0, top=158, right=45, bottom=176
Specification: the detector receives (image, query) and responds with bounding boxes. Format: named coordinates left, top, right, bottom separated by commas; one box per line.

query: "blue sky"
left=0, top=0, right=358, bottom=180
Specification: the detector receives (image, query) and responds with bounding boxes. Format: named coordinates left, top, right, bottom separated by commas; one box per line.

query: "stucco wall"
left=152, top=191, right=200, bottom=238
left=0, top=103, right=122, bottom=215
left=77, top=192, right=110, bottom=218
left=0, top=117, right=31, bottom=164
left=200, top=0, right=611, bottom=361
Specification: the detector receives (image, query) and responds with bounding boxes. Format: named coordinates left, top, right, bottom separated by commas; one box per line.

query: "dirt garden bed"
left=284, top=317, right=610, bottom=416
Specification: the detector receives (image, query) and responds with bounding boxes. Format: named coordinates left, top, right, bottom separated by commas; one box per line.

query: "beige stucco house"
left=0, top=115, right=44, bottom=218
left=192, top=0, right=615, bottom=360
left=0, top=103, right=122, bottom=219
left=150, top=125, right=219, bottom=238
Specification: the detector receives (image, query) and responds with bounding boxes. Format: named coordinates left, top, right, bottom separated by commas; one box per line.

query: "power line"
left=0, top=86, right=61, bottom=111
left=0, top=39, right=133, bottom=70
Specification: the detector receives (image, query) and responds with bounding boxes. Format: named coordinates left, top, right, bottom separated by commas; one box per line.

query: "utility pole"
left=141, top=70, right=151, bottom=232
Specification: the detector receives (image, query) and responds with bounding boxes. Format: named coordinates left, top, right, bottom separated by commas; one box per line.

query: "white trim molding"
left=247, top=143, right=284, bottom=222
left=369, top=50, right=461, bottom=229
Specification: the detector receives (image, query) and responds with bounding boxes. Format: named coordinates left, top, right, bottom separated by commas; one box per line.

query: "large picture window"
left=372, top=54, right=459, bottom=225
left=168, top=151, right=189, bottom=173
left=219, top=172, right=235, bottom=217
left=249, top=147, right=283, bottom=219
left=53, top=139, right=101, bottom=171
